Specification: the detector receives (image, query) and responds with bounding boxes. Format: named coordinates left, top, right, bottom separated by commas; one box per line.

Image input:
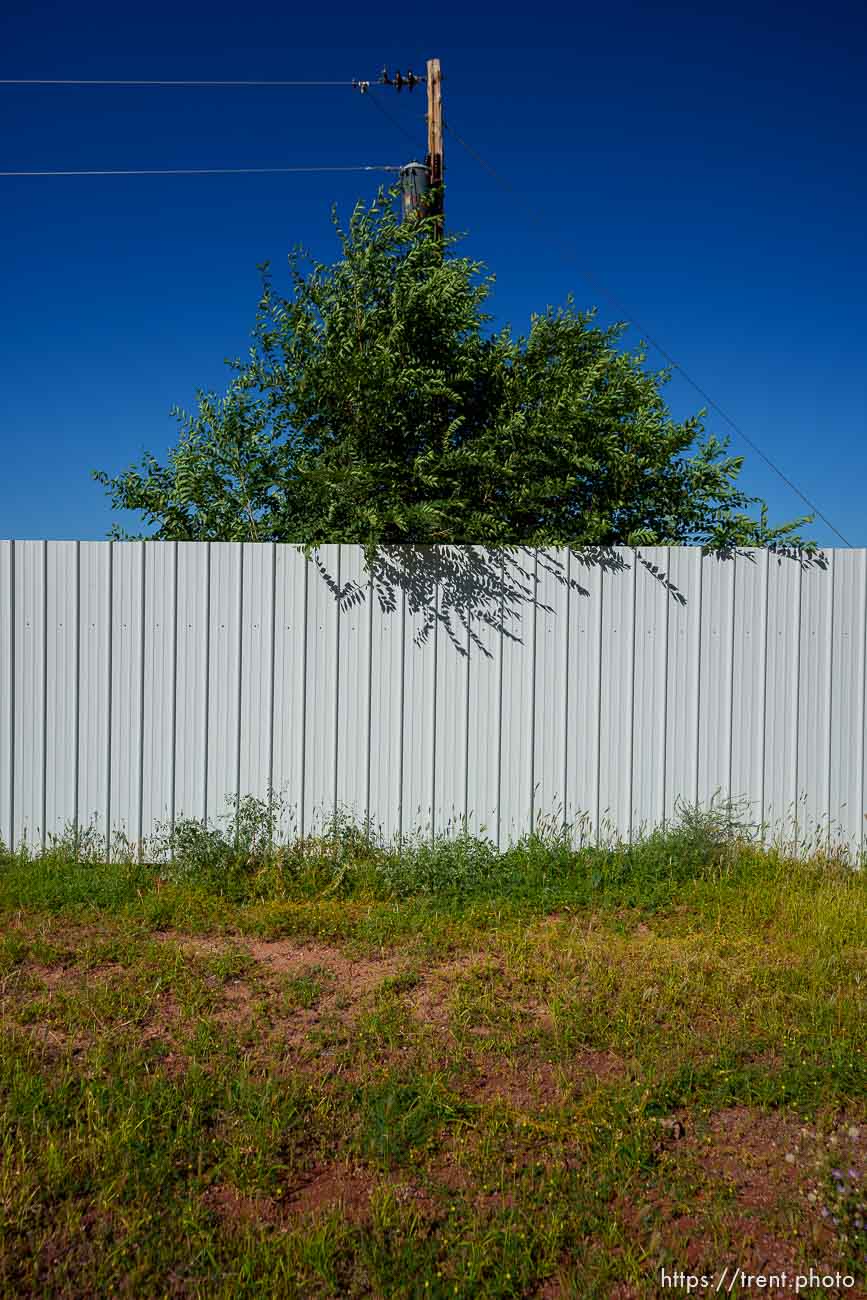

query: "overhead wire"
left=1, top=78, right=412, bottom=179
left=445, top=117, right=852, bottom=548
left=364, top=89, right=424, bottom=150
left=1, top=164, right=399, bottom=176
left=0, top=78, right=359, bottom=86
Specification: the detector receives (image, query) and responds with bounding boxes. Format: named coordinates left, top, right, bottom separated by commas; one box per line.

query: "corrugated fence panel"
left=45, top=541, right=78, bottom=842
left=0, top=543, right=12, bottom=849
left=764, top=556, right=802, bottom=843
left=798, top=554, right=834, bottom=851
left=2, top=542, right=866, bottom=859
left=431, top=559, right=469, bottom=840
left=14, top=541, right=47, bottom=849
left=631, top=549, right=670, bottom=837
left=77, top=543, right=111, bottom=843
left=464, top=556, right=502, bottom=841
left=272, top=544, right=307, bottom=838
left=599, top=550, right=636, bottom=840
left=174, top=543, right=209, bottom=825
left=304, top=544, right=340, bottom=834
left=730, top=549, right=768, bottom=824
left=368, top=557, right=405, bottom=844
left=499, top=551, right=537, bottom=846
left=664, top=549, right=703, bottom=824
left=141, top=542, right=176, bottom=847
left=697, top=553, right=736, bottom=813
left=238, top=543, right=275, bottom=808
left=400, top=562, right=438, bottom=843
left=830, top=550, right=866, bottom=852
left=206, top=543, right=242, bottom=829
left=336, top=546, right=372, bottom=829
left=109, top=541, right=144, bottom=854
left=532, top=548, right=571, bottom=837
left=562, top=551, right=603, bottom=843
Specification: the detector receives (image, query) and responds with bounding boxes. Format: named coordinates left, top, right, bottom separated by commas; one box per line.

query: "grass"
left=0, top=802, right=865, bottom=1297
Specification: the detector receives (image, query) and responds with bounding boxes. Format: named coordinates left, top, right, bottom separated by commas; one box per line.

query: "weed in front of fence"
left=0, top=795, right=861, bottom=928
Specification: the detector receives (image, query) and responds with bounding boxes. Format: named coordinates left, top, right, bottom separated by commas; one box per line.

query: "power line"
left=1, top=164, right=399, bottom=177
left=364, top=89, right=422, bottom=149
left=445, top=118, right=852, bottom=548
left=0, top=78, right=360, bottom=87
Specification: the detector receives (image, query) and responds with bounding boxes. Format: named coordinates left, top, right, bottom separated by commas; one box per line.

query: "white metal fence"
left=1, top=542, right=864, bottom=856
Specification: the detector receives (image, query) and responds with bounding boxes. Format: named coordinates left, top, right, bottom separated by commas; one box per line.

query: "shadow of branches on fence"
left=310, top=544, right=829, bottom=661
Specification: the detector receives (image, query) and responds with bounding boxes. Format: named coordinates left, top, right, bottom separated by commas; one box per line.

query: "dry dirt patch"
left=7, top=962, right=186, bottom=1067
left=463, top=1046, right=626, bottom=1109
left=201, top=1184, right=284, bottom=1230
left=202, top=1161, right=440, bottom=1233
left=166, top=934, right=402, bottom=987
left=407, top=953, right=523, bottom=1029
left=26, top=960, right=129, bottom=990
left=202, top=1164, right=376, bottom=1229
left=284, top=1161, right=377, bottom=1223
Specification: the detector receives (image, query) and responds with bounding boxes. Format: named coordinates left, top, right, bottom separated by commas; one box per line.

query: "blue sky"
left=2, top=0, right=865, bottom=546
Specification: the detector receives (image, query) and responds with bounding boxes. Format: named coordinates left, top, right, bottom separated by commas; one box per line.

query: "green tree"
left=94, top=192, right=814, bottom=558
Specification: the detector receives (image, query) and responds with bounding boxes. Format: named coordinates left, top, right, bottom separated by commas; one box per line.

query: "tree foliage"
left=95, top=192, right=814, bottom=558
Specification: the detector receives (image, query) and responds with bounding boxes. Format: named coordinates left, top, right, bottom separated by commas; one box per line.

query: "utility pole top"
left=426, top=58, right=444, bottom=242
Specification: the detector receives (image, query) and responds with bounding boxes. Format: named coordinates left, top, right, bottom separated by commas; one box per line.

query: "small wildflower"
left=785, top=1152, right=796, bottom=1165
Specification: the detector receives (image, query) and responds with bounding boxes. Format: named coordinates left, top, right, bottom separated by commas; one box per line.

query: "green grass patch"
left=1, top=804, right=865, bottom=1296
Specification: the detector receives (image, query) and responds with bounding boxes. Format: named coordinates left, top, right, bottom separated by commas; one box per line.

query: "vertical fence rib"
left=528, top=551, right=538, bottom=837
left=365, top=565, right=374, bottom=836
left=169, top=542, right=178, bottom=837
left=105, top=542, right=113, bottom=861
left=431, top=554, right=439, bottom=844
left=73, top=541, right=80, bottom=844
left=759, top=550, right=770, bottom=836
left=825, top=551, right=835, bottom=851
left=562, top=548, right=571, bottom=837
left=267, top=542, right=277, bottom=817
left=137, top=542, right=146, bottom=860
left=727, top=558, right=737, bottom=806
left=299, top=554, right=309, bottom=839
left=40, top=541, right=47, bottom=850
left=332, top=546, right=341, bottom=828
left=202, top=543, right=211, bottom=826
left=627, top=552, right=637, bottom=841
left=235, top=544, right=244, bottom=825
left=594, top=564, right=604, bottom=844
left=660, top=550, right=670, bottom=828
left=495, top=556, right=504, bottom=849
left=462, top=572, right=470, bottom=835
left=692, top=552, right=703, bottom=808
left=397, top=581, right=406, bottom=849
left=792, top=561, right=803, bottom=849
left=6, top=540, right=13, bottom=852
left=861, top=553, right=867, bottom=859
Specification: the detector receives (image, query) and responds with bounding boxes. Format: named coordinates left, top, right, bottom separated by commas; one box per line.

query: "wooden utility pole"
left=426, top=57, right=444, bottom=240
